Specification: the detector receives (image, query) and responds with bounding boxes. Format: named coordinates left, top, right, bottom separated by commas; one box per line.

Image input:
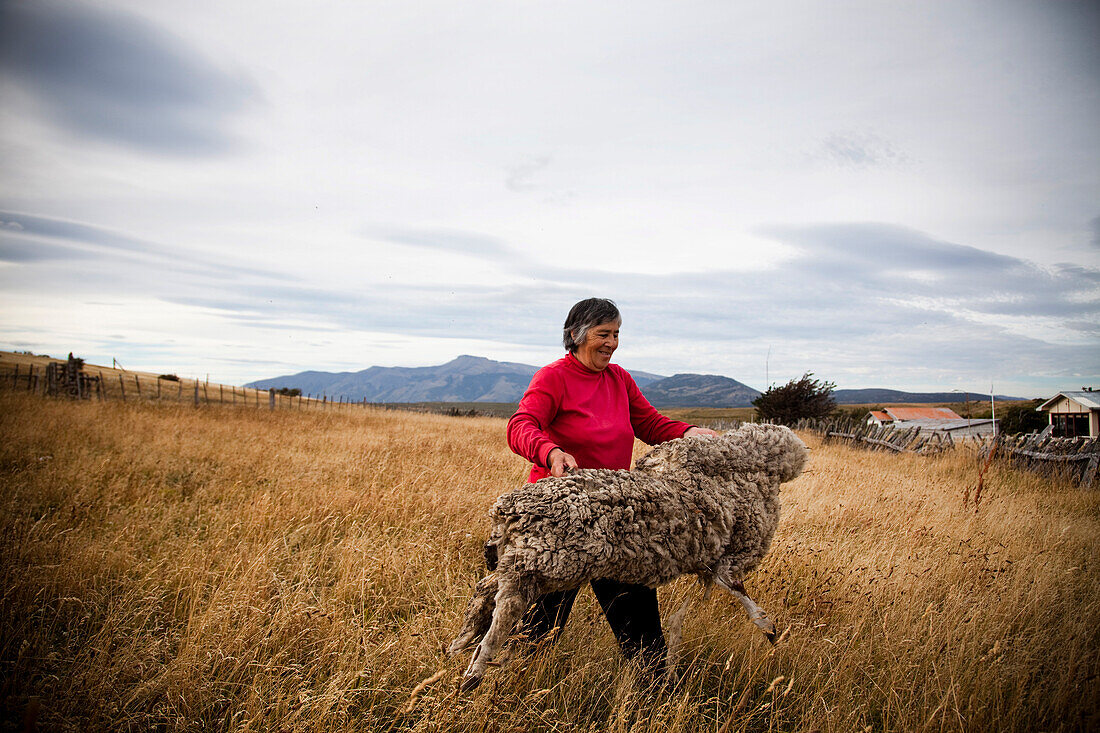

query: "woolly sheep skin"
left=450, top=422, right=808, bottom=689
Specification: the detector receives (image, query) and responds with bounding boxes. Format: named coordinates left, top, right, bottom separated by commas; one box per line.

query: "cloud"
left=360, top=225, right=516, bottom=259
left=0, top=239, right=93, bottom=263
left=175, top=222, right=1100, bottom=376
left=505, top=156, right=552, bottom=192
left=3, top=212, right=1095, bottom=392
left=1, top=210, right=162, bottom=254
left=817, top=130, right=907, bottom=168
left=0, top=210, right=296, bottom=281
left=0, top=0, right=256, bottom=153
left=1091, top=216, right=1100, bottom=248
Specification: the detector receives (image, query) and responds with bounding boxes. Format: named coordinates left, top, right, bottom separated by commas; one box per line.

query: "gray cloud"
left=0, top=210, right=294, bottom=282
left=4, top=212, right=1095, bottom=391
left=817, top=131, right=907, bottom=168
left=1, top=210, right=160, bottom=253
left=0, top=0, right=256, bottom=153
left=0, top=238, right=93, bottom=263
left=201, top=223, right=1100, bottom=368
left=1091, top=216, right=1100, bottom=248
left=361, top=225, right=516, bottom=259
left=505, top=156, right=551, bottom=192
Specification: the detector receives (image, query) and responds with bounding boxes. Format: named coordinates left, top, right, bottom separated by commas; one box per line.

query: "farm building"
left=886, top=418, right=997, bottom=438
left=865, top=407, right=962, bottom=426
left=865, top=406, right=996, bottom=437
left=1037, top=391, right=1100, bottom=438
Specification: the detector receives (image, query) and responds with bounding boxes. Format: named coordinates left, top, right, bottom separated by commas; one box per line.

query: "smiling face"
left=573, top=319, right=620, bottom=372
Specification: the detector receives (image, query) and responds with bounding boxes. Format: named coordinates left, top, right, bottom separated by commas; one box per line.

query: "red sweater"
left=507, top=353, right=692, bottom=482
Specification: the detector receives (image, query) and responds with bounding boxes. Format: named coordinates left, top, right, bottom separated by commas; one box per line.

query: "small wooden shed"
left=1037, top=391, right=1100, bottom=438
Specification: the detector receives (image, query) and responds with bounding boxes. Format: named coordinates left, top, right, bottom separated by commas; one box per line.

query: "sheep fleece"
left=486, top=423, right=807, bottom=592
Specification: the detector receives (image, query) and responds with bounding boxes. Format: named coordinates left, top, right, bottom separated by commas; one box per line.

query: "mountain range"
left=245, top=356, right=1022, bottom=407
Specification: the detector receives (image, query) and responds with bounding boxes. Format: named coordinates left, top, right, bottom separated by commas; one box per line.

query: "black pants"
left=522, top=579, right=667, bottom=673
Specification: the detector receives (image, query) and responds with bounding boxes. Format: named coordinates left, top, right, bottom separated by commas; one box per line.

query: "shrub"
left=753, top=372, right=837, bottom=425
left=998, top=399, right=1046, bottom=435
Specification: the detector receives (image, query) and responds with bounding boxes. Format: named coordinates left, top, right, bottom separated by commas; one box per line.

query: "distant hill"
left=641, top=374, right=761, bottom=408
left=626, top=369, right=666, bottom=389
left=246, top=355, right=536, bottom=402
left=833, top=388, right=1026, bottom=404
left=245, top=355, right=669, bottom=403
left=246, top=356, right=1024, bottom=407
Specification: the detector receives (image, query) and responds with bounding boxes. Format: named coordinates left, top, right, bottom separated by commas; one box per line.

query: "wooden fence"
left=799, top=417, right=954, bottom=454
left=0, top=359, right=374, bottom=413
left=981, top=432, right=1100, bottom=489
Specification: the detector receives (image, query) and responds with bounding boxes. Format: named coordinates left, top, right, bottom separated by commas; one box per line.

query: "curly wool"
left=450, top=423, right=808, bottom=687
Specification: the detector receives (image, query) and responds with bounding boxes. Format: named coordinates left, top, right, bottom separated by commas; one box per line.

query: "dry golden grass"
left=1, top=391, right=1097, bottom=732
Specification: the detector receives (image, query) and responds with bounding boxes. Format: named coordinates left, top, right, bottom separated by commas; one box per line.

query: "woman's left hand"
left=684, top=426, right=720, bottom=438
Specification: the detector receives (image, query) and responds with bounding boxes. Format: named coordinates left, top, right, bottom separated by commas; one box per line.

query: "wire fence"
left=0, top=359, right=372, bottom=412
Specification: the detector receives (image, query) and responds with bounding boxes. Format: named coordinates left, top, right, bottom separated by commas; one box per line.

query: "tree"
left=997, top=399, right=1046, bottom=435
left=753, top=372, right=837, bottom=425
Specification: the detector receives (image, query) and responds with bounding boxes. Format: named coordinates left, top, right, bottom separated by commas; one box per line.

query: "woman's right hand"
left=547, top=448, right=579, bottom=477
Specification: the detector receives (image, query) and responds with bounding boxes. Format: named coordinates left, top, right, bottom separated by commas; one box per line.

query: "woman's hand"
left=684, top=426, right=721, bottom=438
left=547, top=448, right=579, bottom=477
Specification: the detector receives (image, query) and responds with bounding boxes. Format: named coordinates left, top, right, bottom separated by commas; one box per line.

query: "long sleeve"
left=506, top=367, right=562, bottom=469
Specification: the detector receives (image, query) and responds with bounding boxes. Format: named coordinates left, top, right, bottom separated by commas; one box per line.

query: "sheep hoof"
left=459, top=673, right=483, bottom=692
left=751, top=614, right=776, bottom=642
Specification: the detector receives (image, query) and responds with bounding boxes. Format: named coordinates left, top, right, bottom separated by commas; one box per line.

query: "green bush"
left=997, top=399, right=1046, bottom=435
left=753, top=372, right=837, bottom=425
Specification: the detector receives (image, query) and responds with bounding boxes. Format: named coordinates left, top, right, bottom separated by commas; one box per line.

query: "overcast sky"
left=1, top=0, right=1097, bottom=396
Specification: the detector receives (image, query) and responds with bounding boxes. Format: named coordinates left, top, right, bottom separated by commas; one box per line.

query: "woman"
left=506, top=298, right=718, bottom=673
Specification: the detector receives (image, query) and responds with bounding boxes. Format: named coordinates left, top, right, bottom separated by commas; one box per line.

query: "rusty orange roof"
left=884, top=407, right=962, bottom=421
left=869, top=410, right=891, bottom=421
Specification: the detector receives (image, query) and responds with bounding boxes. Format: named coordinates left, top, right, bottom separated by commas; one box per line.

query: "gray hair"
left=562, top=298, right=621, bottom=352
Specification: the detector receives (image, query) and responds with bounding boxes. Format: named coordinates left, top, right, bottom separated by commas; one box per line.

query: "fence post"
left=118, top=374, right=126, bottom=401
left=194, top=380, right=199, bottom=406
left=178, top=379, right=182, bottom=400
left=1083, top=454, right=1099, bottom=490
left=134, top=374, right=141, bottom=397
left=269, top=388, right=275, bottom=411
left=11, top=364, right=17, bottom=388
left=31, top=366, right=38, bottom=393
left=220, top=384, right=224, bottom=403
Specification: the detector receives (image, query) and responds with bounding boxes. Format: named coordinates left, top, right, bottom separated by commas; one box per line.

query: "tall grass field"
left=1, top=392, right=1097, bottom=731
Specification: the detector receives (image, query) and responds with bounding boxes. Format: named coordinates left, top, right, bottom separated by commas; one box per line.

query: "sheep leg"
left=460, top=578, right=531, bottom=691
left=715, top=576, right=776, bottom=643
left=665, top=581, right=714, bottom=681
left=448, top=574, right=498, bottom=655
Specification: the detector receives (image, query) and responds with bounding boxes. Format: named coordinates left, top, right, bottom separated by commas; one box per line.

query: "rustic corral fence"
left=797, top=417, right=955, bottom=454
left=0, top=355, right=377, bottom=412
left=799, top=415, right=1099, bottom=489
left=981, top=432, right=1100, bottom=489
